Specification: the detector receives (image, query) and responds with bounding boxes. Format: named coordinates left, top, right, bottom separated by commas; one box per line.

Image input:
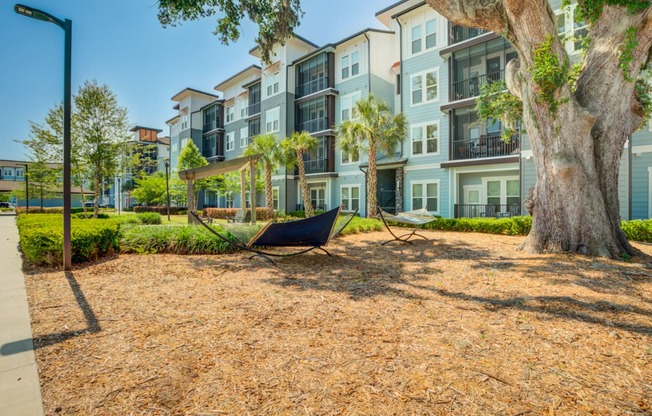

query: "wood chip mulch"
left=24, top=229, right=652, bottom=415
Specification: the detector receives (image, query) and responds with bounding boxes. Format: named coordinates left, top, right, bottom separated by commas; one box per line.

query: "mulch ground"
left=24, top=228, right=652, bottom=415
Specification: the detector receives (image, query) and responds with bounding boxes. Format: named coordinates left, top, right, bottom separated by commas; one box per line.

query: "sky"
left=0, top=0, right=395, bottom=161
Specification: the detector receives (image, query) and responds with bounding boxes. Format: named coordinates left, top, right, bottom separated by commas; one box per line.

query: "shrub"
left=336, top=216, right=383, bottom=236
left=17, top=214, right=120, bottom=266
left=73, top=212, right=110, bottom=219
left=388, top=215, right=533, bottom=236
left=133, top=206, right=187, bottom=215
left=136, top=212, right=162, bottom=225
left=621, top=219, right=652, bottom=242
left=203, top=207, right=277, bottom=221
left=15, top=207, right=86, bottom=215
left=120, top=225, right=235, bottom=255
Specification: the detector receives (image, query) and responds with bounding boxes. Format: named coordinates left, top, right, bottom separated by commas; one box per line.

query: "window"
left=181, top=114, right=189, bottom=130
left=204, top=191, right=210, bottom=206
left=411, top=69, right=438, bottom=105
left=341, top=148, right=360, bottom=164
left=483, top=177, right=520, bottom=214
left=351, top=51, right=359, bottom=77
left=226, top=105, right=235, bottom=123
left=172, top=143, right=178, bottom=153
left=341, top=186, right=360, bottom=212
left=555, top=5, right=588, bottom=53
left=240, top=126, right=249, bottom=148
left=225, top=192, right=234, bottom=208
left=15, top=168, right=24, bottom=178
left=340, top=91, right=361, bottom=121
left=240, top=99, right=248, bottom=118
left=265, top=107, right=280, bottom=133
left=411, top=24, right=422, bottom=54
left=341, top=55, right=349, bottom=79
left=411, top=122, right=439, bottom=156
left=425, top=19, right=436, bottom=49
left=266, top=72, right=280, bottom=96
left=272, top=187, right=279, bottom=211
left=412, top=181, right=439, bottom=213
left=341, top=51, right=360, bottom=80
left=226, top=132, right=235, bottom=151
left=181, top=137, right=190, bottom=149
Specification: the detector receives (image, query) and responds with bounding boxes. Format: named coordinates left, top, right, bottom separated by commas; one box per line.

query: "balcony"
left=294, top=158, right=330, bottom=175
left=450, top=25, right=489, bottom=45
left=296, top=117, right=329, bottom=134
left=248, top=102, right=261, bottom=116
left=452, top=135, right=519, bottom=161
left=451, top=71, right=504, bottom=101
left=203, top=120, right=221, bottom=133
left=297, top=77, right=329, bottom=98
left=454, top=203, right=521, bottom=218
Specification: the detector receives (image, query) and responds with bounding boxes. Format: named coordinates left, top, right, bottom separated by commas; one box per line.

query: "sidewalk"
left=0, top=214, right=44, bottom=416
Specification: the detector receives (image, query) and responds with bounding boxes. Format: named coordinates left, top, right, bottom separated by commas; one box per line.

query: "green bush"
left=136, top=212, right=162, bottom=225
left=73, top=212, right=110, bottom=219
left=388, top=215, right=533, bottom=236
left=336, top=216, right=383, bottom=236
left=621, top=219, right=652, bottom=242
left=120, top=225, right=235, bottom=255
left=15, top=207, right=86, bottom=215
left=17, top=214, right=120, bottom=266
left=203, top=207, right=277, bottom=221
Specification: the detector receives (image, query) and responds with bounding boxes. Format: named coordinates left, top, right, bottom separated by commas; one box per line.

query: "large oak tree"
left=158, top=0, right=652, bottom=258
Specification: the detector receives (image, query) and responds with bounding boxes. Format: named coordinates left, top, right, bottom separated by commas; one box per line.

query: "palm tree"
left=244, top=133, right=283, bottom=215
left=337, top=94, right=407, bottom=217
left=280, top=131, right=319, bottom=217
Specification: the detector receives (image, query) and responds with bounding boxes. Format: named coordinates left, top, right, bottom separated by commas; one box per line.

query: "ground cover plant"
left=24, top=229, right=652, bottom=415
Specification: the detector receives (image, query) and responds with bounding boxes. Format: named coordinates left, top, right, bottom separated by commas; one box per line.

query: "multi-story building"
left=162, top=0, right=652, bottom=220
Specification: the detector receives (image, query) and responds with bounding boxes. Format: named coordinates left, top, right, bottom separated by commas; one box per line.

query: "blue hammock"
left=191, top=206, right=355, bottom=263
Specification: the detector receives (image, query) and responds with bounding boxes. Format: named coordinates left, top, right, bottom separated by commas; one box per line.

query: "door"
left=310, top=187, right=326, bottom=211
left=464, top=185, right=481, bottom=217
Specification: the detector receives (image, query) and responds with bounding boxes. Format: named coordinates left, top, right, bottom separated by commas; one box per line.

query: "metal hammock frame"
left=377, top=206, right=437, bottom=245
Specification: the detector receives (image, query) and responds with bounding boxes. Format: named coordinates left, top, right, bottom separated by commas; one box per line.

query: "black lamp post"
left=164, top=158, right=170, bottom=221
left=117, top=176, right=121, bottom=215
left=15, top=4, right=72, bottom=270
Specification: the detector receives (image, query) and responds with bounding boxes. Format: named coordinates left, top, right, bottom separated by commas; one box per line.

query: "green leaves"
left=531, top=35, right=568, bottom=114
left=475, top=81, right=523, bottom=141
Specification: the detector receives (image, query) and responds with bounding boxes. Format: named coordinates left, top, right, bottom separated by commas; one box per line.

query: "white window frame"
left=408, top=13, right=439, bottom=57
left=340, top=185, right=360, bottom=212
left=15, top=168, right=24, bottom=178
left=266, top=72, right=280, bottom=97
left=225, top=191, right=234, bottom=208
left=272, top=186, right=279, bottom=211
left=265, top=107, right=280, bottom=133
left=240, top=99, right=248, bottom=118
left=340, top=50, right=362, bottom=81
left=240, top=126, right=249, bottom=148
left=410, top=179, right=440, bottom=214
left=555, top=4, right=588, bottom=54
left=226, top=132, right=235, bottom=152
left=340, top=91, right=362, bottom=122
left=481, top=176, right=520, bottom=206
left=226, top=105, right=235, bottom=123
left=410, top=121, right=440, bottom=157
left=181, top=114, right=189, bottom=130
left=181, top=137, right=190, bottom=149
left=410, top=68, right=439, bottom=106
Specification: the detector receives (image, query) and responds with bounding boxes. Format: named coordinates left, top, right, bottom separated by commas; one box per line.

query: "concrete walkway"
left=0, top=214, right=44, bottom=416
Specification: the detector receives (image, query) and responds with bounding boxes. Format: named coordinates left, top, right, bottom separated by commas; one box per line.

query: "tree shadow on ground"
left=0, top=271, right=100, bottom=356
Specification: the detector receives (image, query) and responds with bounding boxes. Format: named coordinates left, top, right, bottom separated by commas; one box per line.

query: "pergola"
left=177, top=153, right=262, bottom=224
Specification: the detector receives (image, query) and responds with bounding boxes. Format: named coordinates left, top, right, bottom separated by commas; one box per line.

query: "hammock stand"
left=190, top=206, right=356, bottom=264
left=377, top=207, right=437, bottom=246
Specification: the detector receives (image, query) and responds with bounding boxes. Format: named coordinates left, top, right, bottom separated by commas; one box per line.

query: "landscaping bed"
left=24, top=228, right=652, bottom=415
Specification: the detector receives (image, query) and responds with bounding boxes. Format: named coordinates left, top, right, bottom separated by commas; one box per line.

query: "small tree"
left=244, top=133, right=283, bottom=213
left=177, top=141, right=221, bottom=211
left=131, top=172, right=167, bottom=206
left=280, top=131, right=318, bottom=217
left=338, top=95, right=407, bottom=217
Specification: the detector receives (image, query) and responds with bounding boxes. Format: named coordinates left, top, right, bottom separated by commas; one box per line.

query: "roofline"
left=291, top=44, right=336, bottom=65
left=391, top=1, right=427, bottom=18
left=248, top=33, right=319, bottom=55
left=335, top=28, right=395, bottom=47
left=375, top=0, right=409, bottom=16
left=129, top=126, right=163, bottom=133
left=170, top=87, right=220, bottom=102
left=165, top=115, right=180, bottom=125
left=242, top=77, right=262, bottom=89
left=213, top=64, right=262, bottom=91
left=200, top=99, right=224, bottom=111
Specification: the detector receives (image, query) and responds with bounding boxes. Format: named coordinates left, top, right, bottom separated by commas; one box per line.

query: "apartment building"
left=163, top=0, right=652, bottom=220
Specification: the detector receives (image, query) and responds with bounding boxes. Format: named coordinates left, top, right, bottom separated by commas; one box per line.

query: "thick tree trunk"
left=264, top=161, right=274, bottom=215
left=367, top=143, right=378, bottom=218
left=424, top=0, right=652, bottom=258
left=296, top=149, right=314, bottom=217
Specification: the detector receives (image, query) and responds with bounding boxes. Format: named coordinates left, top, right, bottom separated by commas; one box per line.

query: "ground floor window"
left=341, top=185, right=360, bottom=212
left=272, top=187, right=279, bottom=211
left=411, top=180, right=439, bottom=213
left=484, top=177, right=519, bottom=207
left=225, top=192, right=234, bottom=208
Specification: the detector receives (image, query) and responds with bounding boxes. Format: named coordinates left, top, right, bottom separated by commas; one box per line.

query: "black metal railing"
left=452, top=135, right=519, bottom=160
left=296, top=77, right=329, bottom=97
left=450, top=25, right=489, bottom=44
left=248, top=102, right=261, bottom=116
left=203, top=120, right=219, bottom=132
left=454, top=203, right=521, bottom=218
left=296, top=117, right=329, bottom=133
left=301, top=158, right=329, bottom=174
left=451, top=70, right=504, bottom=101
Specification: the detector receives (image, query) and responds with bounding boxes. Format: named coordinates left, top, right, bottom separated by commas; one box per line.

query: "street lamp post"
left=15, top=4, right=72, bottom=270
left=117, top=176, right=121, bottom=215
left=164, top=158, right=170, bottom=221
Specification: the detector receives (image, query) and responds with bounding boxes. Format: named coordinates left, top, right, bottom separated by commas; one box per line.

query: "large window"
left=411, top=15, right=438, bottom=55
left=226, top=132, right=235, bottom=151
left=266, top=72, right=280, bottom=96
left=265, top=107, right=280, bottom=133
left=203, top=104, right=219, bottom=131
left=484, top=177, right=520, bottom=209
left=412, top=181, right=439, bottom=213
left=240, top=126, right=249, bottom=148
left=341, top=186, right=360, bottom=212
left=411, top=122, right=439, bottom=156
left=341, top=148, right=360, bottom=164
left=556, top=4, right=588, bottom=53
left=340, top=91, right=361, bottom=122
left=341, top=51, right=360, bottom=80
left=296, top=97, right=327, bottom=133
left=296, top=53, right=328, bottom=97
left=411, top=69, right=438, bottom=105
left=226, top=105, right=235, bottom=123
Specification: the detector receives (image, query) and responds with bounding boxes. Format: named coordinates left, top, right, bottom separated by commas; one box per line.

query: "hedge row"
left=203, top=207, right=276, bottom=221
left=120, top=224, right=235, bottom=255
left=17, top=214, right=120, bottom=266
left=621, top=219, right=652, bottom=243
left=16, top=207, right=86, bottom=214
left=134, top=206, right=187, bottom=215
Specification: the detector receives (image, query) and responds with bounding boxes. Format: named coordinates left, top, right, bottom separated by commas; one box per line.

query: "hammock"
left=190, top=206, right=357, bottom=263
left=378, top=206, right=437, bottom=245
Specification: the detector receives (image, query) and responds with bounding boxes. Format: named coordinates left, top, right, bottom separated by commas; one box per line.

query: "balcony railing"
left=296, top=117, right=329, bottom=133
left=296, top=77, right=329, bottom=97
left=454, top=203, right=521, bottom=218
left=451, top=70, right=504, bottom=101
left=300, top=158, right=330, bottom=174
left=452, top=135, right=519, bottom=160
left=450, top=25, right=489, bottom=45
left=203, top=120, right=219, bottom=132
left=248, top=102, right=261, bottom=116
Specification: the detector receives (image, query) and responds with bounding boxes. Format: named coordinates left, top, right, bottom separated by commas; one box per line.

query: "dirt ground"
left=24, top=228, right=652, bottom=415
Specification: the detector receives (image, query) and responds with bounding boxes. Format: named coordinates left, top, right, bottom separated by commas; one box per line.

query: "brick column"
left=395, top=167, right=404, bottom=213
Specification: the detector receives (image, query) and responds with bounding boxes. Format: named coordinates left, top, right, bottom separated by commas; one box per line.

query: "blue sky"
left=0, top=0, right=393, bottom=161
